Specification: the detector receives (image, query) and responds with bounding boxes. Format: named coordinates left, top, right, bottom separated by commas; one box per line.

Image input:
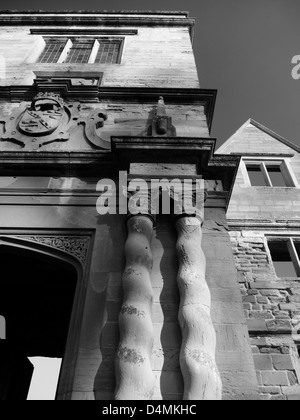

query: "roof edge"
left=216, top=118, right=300, bottom=155
left=0, top=10, right=190, bottom=16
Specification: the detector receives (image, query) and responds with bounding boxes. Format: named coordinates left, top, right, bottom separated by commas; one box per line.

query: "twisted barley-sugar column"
left=114, top=214, right=155, bottom=400
left=175, top=211, right=222, bottom=400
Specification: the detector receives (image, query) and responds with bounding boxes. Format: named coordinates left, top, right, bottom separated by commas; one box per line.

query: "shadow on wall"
left=93, top=214, right=127, bottom=400
left=155, top=215, right=184, bottom=400
left=92, top=214, right=183, bottom=400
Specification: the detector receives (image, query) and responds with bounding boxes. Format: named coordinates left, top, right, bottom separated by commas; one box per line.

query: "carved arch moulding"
left=0, top=232, right=93, bottom=269
left=0, top=230, right=95, bottom=399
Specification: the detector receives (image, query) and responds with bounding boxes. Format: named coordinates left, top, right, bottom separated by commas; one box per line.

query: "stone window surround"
left=25, top=35, right=125, bottom=65
left=267, top=235, right=300, bottom=278
left=240, top=157, right=298, bottom=188
left=229, top=228, right=300, bottom=280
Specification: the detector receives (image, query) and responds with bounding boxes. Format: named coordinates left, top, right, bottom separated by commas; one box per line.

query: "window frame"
left=35, top=36, right=124, bottom=65
left=0, top=314, right=5, bottom=339
left=242, top=157, right=298, bottom=188
left=267, top=236, right=300, bottom=278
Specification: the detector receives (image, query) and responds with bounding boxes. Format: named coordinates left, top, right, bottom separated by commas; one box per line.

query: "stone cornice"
left=0, top=139, right=239, bottom=208
left=0, top=88, right=217, bottom=132
left=0, top=11, right=195, bottom=41
left=30, top=28, right=138, bottom=36
left=0, top=150, right=113, bottom=177
left=228, top=220, right=300, bottom=230
left=0, top=11, right=190, bottom=16
left=112, top=136, right=240, bottom=208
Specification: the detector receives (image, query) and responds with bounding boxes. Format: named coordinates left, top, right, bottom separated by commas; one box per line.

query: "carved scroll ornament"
left=80, top=109, right=110, bottom=149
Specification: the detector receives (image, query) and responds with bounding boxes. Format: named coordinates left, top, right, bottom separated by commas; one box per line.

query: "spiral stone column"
left=114, top=190, right=155, bottom=400
left=174, top=185, right=222, bottom=400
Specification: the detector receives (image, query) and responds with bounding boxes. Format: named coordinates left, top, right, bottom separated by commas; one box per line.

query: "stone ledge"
left=249, top=281, right=287, bottom=290
left=261, top=371, right=289, bottom=386
left=247, top=319, right=292, bottom=334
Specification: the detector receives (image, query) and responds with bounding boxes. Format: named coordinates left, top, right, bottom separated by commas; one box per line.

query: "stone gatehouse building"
left=0, top=10, right=298, bottom=400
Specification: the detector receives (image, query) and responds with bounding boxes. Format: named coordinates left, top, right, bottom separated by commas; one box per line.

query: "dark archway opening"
left=0, top=245, right=77, bottom=400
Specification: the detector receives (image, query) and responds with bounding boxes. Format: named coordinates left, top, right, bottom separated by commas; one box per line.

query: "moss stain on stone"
left=118, top=346, right=145, bottom=365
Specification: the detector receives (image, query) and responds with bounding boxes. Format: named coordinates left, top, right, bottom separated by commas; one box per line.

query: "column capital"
left=125, top=187, right=157, bottom=226
left=171, top=179, right=207, bottom=222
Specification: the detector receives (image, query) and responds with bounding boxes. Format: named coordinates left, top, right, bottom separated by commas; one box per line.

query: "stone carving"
left=80, top=109, right=110, bottom=149
left=174, top=200, right=222, bottom=399
left=150, top=96, right=176, bottom=137
left=0, top=92, right=78, bottom=149
left=114, top=215, right=155, bottom=400
left=18, top=93, right=65, bottom=136
left=16, top=235, right=90, bottom=266
left=33, top=72, right=103, bottom=101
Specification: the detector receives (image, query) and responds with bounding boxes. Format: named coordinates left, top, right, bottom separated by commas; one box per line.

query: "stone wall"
left=0, top=25, right=199, bottom=88
left=203, top=210, right=259, bottom=400
left=0, top=173, right=259, bottom=400
left=229, top=230, right=300, bottom=400
left=0, top=99, right=209, bottom=153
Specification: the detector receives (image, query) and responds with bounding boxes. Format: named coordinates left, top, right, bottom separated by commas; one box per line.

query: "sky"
left=0, top=0, right=299, bottom=399
left=27, top=357, right=62, bottom=400
left=1, top=0, right=300, bottom=149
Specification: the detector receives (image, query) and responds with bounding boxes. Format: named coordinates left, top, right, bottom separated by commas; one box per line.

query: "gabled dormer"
left=216, top=119, right=300, bottom=222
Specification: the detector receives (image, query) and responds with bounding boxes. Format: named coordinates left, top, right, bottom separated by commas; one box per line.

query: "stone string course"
left=229, top=230, right=300, bottom=400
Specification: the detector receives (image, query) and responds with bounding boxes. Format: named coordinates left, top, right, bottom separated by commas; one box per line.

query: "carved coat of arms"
left=0, top=92, right=75, bottom=149
left=0, top=91, right=111, bottom=150
left=18, top=94, right=64, bottom=136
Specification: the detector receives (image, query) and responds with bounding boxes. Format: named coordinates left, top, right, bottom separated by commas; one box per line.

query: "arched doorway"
left=0, top=243, right=78, bottom=400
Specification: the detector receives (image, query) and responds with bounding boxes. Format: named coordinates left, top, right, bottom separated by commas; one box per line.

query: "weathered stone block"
left=252, top=304, right=263, bottom=311
left=250, top=281, right=286, bottom=290
left=279, top=303, right=297, bottom=311
left=263, top=304, right=278, bottom=310
left=288, top=295, right=300, bottom=303
left=253, top=355, right=273, bottom=370
left=260, top=347, right=281, bottom=354
left=256, top=371, right=262, bottom=386
left=247, top=319, right=267, bottom=332
left=272, top=355, right=294, bottom=371
left=270, top=394, right=286, bottom=400
left=249, top=310, right=273, bottom=319
left=287, top=371, right=298, bottom=385
left=258, top=386, right=281, bottom=394
left=287, top=394, right=300, bottom=400
left=259, top=394, right=271, bottom=400
left=251, top=346, right=259, bottom=354
left=290, top=288, right=300, bottom=296
left=248, top=289, right=259, bottom=295
left=260, top=290, right=281, bottom=297
left=282, top=385, right=300, bottom=399
left=243, top=296, right=257, bottom=303
left=266, top=319, right=292, bottom=332
left=261, top=371, right=289, bottom=386
left=257, top=296, right=269, bottom=304
left=250, top=337, right=267, bottom=346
